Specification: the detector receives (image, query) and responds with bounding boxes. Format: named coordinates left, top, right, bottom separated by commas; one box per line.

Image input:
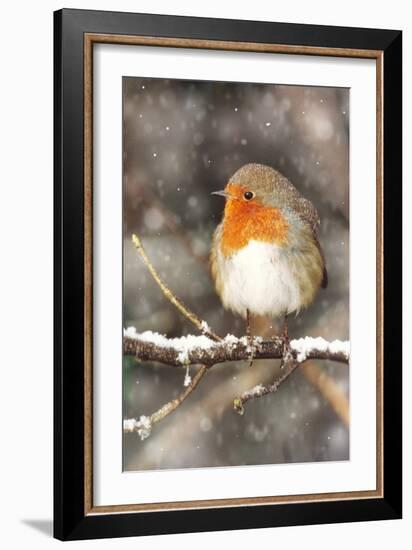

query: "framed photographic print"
left=54, top=8, right=402, bottom=541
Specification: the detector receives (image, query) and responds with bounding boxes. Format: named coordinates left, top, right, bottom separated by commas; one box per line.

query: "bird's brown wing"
left=314, top=234, right=328, bottom=289
left=294, top=197, right=328, bottom=289
left=293, top=197, right=320, bottom=229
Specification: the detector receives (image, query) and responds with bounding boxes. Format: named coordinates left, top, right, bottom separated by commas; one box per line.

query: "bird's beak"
left=211, top=190, right=230, bottom=198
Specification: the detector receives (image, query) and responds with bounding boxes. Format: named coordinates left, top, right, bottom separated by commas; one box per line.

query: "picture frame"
left=54, top=8, right=402, bottom=541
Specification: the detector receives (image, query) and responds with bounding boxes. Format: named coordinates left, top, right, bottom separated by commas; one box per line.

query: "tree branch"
left=124, top=331, right=349, bottom=434
left=123, top=329, right=349, bottom=368
left=124, top=234, right=350, bottom=440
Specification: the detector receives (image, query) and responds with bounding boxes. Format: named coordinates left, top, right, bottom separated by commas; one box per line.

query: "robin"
left=210, top=163, right=327, bottom=342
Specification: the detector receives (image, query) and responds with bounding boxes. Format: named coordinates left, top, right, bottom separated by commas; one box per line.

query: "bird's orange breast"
left=219, top=184, right=289, bottom=257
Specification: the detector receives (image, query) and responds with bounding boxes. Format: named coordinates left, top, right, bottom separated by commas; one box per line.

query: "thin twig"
left=233, top=356, right=300, bottom=415
left=233, top=356, right=350, bottom=420
left=127, top=233, right=216, bottom=439
left=124, top=365, right=208, bottom=439
left=132, top=233, right=220, bottom=342
left=151, top=366, right=207, bottom=423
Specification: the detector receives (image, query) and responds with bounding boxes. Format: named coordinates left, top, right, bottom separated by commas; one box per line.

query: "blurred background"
left=122, top=76, right=349, bottom=471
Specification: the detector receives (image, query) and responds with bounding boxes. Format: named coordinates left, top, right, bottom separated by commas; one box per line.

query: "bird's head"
left=212, top=164, right=298, bottom=253
left=211, top=163, right=295, bottom=217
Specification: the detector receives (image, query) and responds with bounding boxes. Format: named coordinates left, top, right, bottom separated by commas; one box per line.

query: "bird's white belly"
left=219, top=240, right=301, bottom=319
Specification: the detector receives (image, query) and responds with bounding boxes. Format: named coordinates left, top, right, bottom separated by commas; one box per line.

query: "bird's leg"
left=282, top=314, right=289, bottom=346
left=246, top=309, right=254, bottom=367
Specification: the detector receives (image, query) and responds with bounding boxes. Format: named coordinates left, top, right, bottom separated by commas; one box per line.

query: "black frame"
left=54, top=8, right=402, bottom=541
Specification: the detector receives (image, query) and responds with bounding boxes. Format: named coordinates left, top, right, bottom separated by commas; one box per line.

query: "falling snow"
left=122, top=77, right=350, bottom=471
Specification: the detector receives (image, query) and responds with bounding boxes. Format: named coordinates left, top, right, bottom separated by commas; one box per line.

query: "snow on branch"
left=123, top=327, right=350, bottom=368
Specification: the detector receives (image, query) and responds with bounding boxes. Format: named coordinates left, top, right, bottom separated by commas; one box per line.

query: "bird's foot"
left=245, top=309, right=254, bottom=367
left=280, top=339, right=294, bottom=369
left=280, top=314, right=293, bottom=369
left=246, top=335, right=255, bottom=368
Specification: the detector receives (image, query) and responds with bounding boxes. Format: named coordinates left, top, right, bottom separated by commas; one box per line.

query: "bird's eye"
left=243, top=191, right=255, bottom=201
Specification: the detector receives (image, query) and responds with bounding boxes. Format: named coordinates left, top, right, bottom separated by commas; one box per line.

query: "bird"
left=210, top=163, right=327, bottom=343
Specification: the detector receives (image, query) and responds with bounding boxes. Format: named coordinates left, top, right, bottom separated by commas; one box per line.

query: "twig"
left=132, top=234, right=220, bottom=342
left=233, top=356, right=300, bottom=415
left=124, top=365, right=207, bottom=439
left=233, top=354, right=350, bottom=419
left=127, top=233, right=218, bottom=440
